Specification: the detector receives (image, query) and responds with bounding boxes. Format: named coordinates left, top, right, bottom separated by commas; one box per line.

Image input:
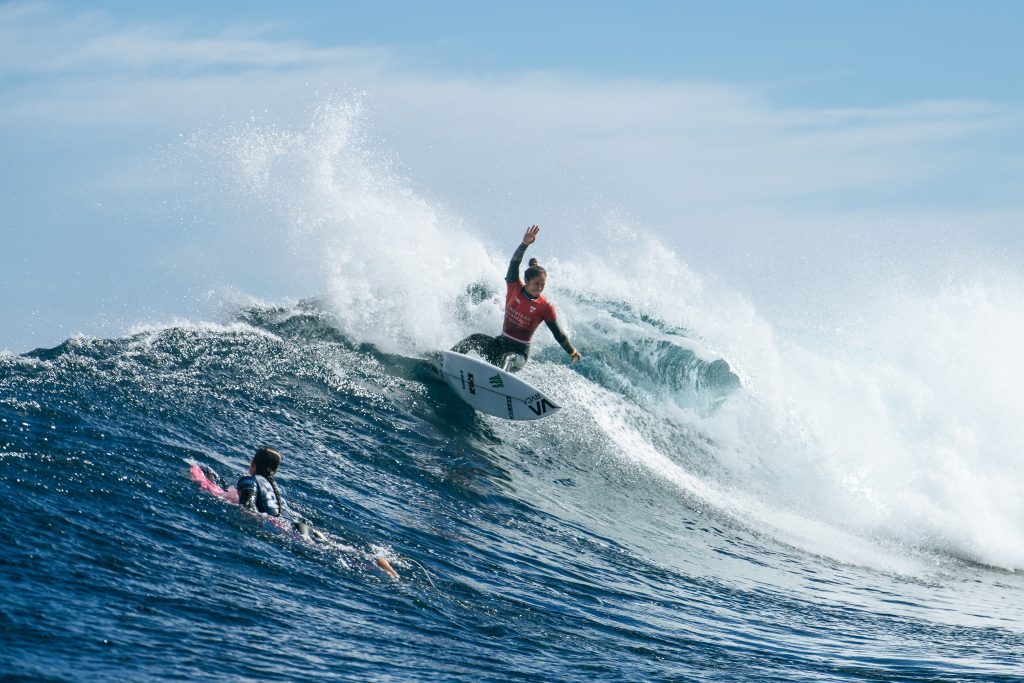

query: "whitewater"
left=2, top=101, right=1023, bottom=681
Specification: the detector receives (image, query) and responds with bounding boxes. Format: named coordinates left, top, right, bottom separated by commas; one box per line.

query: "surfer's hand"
left=522, top=224, right=539, bottom=245
left=570, top=350, right=581, bottom=364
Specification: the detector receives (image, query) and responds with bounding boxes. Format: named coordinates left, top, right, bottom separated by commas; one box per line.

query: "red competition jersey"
left=502, top=280, right=557, bottom=344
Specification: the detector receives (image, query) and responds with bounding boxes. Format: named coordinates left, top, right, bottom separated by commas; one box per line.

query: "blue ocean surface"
left=2, top=298, right=1022, bottom=682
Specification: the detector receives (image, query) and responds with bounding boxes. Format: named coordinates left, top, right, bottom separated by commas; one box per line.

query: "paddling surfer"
left=200, top=447, right=399, bottom=579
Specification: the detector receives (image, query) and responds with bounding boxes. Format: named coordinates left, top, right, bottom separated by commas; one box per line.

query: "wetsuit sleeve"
left=545, top=319, right=577, bottom=356
left=506, top=242, right=529, bottom=284
left=237, top=476, right=256, bottom=509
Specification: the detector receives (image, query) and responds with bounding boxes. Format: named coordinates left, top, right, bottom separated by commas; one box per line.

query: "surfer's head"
left=250, top=446, right=281, bottom=478
left=524, top=258, right=547, bottom=297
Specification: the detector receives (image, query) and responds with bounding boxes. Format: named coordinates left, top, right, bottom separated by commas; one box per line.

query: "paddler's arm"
left=545, top=319, right=582, bottom=364
left=236, top=476, right=256, bottom=509
left=506, top=224, right=540, bottom=283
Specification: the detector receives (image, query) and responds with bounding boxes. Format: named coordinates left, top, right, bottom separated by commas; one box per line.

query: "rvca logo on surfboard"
left=441, top=351, right=560, bottom=421
left=528, top=398, right=556, bottom=416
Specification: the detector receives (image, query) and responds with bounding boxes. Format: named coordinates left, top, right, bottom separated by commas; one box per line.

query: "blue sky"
left=2, top=1, right=1023, bottom=352
left=14, top=0, right=1019, bottom=105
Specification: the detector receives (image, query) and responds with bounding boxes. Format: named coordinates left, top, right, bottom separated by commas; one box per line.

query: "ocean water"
left=3, top=294, right=1023, bottom=681
left=4, top=103, right=1024, bottom=681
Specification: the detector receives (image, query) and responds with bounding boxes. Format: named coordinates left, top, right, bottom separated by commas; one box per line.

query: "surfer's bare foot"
left=377, top=557, right=399, bottom=579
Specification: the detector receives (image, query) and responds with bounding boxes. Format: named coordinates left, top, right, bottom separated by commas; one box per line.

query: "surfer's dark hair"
left=525, top=258, right=546, bottom=283
left=253, top=446, right=283, bottom=513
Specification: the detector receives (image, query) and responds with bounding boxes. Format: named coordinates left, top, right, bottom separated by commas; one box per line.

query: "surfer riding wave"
left=454, top=225, right=581, bottom=372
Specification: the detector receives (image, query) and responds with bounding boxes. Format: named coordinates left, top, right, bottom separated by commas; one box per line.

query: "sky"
left=2, top=1, right=1023, bottom=352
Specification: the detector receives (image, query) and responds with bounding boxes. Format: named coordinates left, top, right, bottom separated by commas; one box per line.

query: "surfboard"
left=436, top=350, right=561, bottom=420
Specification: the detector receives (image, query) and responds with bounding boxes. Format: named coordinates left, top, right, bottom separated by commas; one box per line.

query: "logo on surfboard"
left=442, top=351, right=560, bottom=421
left=527, top=398, right=557, bottom=416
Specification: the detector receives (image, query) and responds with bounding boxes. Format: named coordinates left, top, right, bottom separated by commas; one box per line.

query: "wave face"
left=3, top=300, right=1023, bottom=681
left=4, top=103, right=1024, bottom=680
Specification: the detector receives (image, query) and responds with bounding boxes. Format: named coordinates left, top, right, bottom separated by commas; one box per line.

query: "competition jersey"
left=502, top=280, right=557, bottom=344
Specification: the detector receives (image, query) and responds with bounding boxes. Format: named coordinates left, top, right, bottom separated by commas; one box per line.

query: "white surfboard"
left=436, top=350, right=561, bottom=421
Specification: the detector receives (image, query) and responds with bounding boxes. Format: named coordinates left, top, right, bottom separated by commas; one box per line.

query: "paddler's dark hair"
left=525, top=258, right=546, bottom=283
left=253, top=446, right=284, bottom=514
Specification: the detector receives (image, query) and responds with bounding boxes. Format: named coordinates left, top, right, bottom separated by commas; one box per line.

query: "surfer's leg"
left=494, top=337, right=529, bottom=373
left=498, top=352, right=527, bottom=373
left=376, top=557, right=399, bottom=579
left=292, top=521, right=328, bottom=542
left=452, top=333, right=497, bottom=357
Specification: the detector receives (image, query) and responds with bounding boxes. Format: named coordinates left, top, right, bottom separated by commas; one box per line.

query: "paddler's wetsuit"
left=236, top=474, right=288, bottom=517
left=236, top=472, right=325, bottom=540
left=453, top=242, right=577, bottom=372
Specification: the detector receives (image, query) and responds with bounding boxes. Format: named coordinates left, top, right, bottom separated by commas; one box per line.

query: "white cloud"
left=0, top=2, right=391, bottom=74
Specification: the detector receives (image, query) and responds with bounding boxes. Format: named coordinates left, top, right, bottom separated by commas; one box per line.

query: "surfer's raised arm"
left=506, top=224, right=539, bottom=284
